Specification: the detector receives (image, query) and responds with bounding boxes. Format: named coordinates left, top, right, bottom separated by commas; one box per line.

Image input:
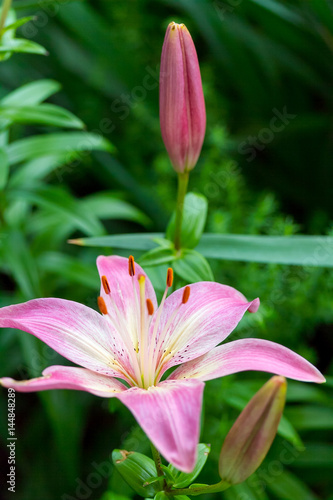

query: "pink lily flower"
left=0, top=256, right=324, bottom=472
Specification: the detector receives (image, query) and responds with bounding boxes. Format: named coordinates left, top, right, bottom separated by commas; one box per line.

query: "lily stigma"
left=0, top=255, right=325, bottom=472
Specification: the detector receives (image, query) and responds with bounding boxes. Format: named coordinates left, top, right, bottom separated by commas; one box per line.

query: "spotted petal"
left=169, top=339, right=325, bottom=383
left=151, top=282, right=259, bottom=379
left=0, top=298, right=133, bottom=381
left=117, top=379, right=205, bottom=473
left=0, top=365, right=127, bottom=397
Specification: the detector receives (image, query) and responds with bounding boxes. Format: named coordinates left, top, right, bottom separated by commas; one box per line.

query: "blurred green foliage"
left=0, top=1, right=333, bottom=499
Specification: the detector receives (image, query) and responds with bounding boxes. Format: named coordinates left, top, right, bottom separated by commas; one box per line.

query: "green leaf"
left=38, top=252, right=97, bottom=289
left=266, top=470, right=318, bottom=500
left=8, top=186, right=105, bottom=236
left=0, top=79, right=61, bottom=106
left=285, top=406, right=333, bottom=430
left=196, top=234, right=333, bottom=267
left=6, top=132, right=113, bottom=165
left=70, top=232, right=333, bottom=267
left=2, top=16, right=35, bottom=32
left=8, top=153, right=70, bottom=188
left=173, top=250, right=214, bottom=282
left=0, top=38, right=47, bottom=55
left=167, top=192, right=208, bottom=249
left=68, top=233, right=163, bottom=249
left=168, top=444, right=211, bottom=488
left=2, top=230, right=41, bottom=298
left=138, top=247, right=177, bottom=268
left=0, top=104, right=84, bottom=129
left=82, top=192, right=151, bottom=227
left=0, top=147, right=9, bottom=189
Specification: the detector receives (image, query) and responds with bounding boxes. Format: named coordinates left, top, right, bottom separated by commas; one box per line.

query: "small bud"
left=219, top=376, right=287, bottom=485
left=160, top=22, right=206, bottom=173
left=112, top=449, right=161, bottom=497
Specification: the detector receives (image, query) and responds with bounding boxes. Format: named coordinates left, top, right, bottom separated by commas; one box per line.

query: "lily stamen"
left=101, top=275, right=111, bottom=295
left=146, top=298, right=154, bottom=316
left=97, top=296, right=108, bottom=315
left=128, top=255, right=135, bottom=276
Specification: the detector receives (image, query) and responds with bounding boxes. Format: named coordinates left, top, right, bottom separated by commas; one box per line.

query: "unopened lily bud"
left=112, top=449, right=160, bottom=497
left=159, top=22, right=206, bottom=173
left=219, top=376, right=287, bottom=485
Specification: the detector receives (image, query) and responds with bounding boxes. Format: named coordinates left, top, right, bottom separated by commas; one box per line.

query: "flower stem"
left=174, top=171, right=189, bottom=251
left=0, top=0, right=12, bottom=38
left=168, top=479, right=231, bottom=496
left=150, top=442, right=164, bottom=478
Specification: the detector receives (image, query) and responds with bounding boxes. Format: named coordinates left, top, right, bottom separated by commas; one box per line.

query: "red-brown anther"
left=97, top=296, right=108, bottom=315
left=166, top=268, right=174, bottom=288
left=128, top=255, right=135, bottom=277
left=146, top=298, right=154, bottom=316
left=101, top=275, right=110, bottom=295
left=182, top=286, right=190, bottom=304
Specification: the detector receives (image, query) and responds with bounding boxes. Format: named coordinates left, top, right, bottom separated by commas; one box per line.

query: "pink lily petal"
left=169, top=338, right=325, bottom=383
left=152, top=282, right=259, bottom=379
left=117, top=379, right=205, bottom=473
left=97, top=255, right=157, bottom=348
left=0, top=365, right=127, bottom=397
left=0, top=298, right=133, bottom=381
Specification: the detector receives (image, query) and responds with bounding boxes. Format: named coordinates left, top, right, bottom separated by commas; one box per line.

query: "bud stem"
left=174, top=171, right=189, bottom=250
left=150, top=442, right=165, bottom=479
left=0, top=0, right=12, bottom=38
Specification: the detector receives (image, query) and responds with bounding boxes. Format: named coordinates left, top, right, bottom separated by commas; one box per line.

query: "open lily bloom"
left=0, top=256, right=325, bottom=472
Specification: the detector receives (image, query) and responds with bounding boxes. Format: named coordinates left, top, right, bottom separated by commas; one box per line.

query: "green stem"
left=151, top=442, right=164, bottom=478
left=0, top=0, right=12, bottom=37
left=168, top=480, right=231, bottom=497
left=174, top=171, right=189, bottom=251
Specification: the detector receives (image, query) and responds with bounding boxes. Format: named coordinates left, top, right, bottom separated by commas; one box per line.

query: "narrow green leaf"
left=66, top=232, right=333, bottom=267
left=7, top=132, right=113, bottom=165
left=0, top=38, right=47, bottom=55
left=0, top=147, right=9, bottom=189
left=2, top=230, right=41, bottom=298
left=2, top=16, right=35, bottom=32
left=0, top=104, right=84, bottom=128
left=68, top=233, right=163, bottom=249
left=38, top=252, right=97, bottom=289
left=285, top=406, right=333, bottom=430
left=82, top=192, right=151, bottom=227
left=8, top=186, right=105, bottom=236
left=173, top=250, right=214, bottom=282
left=167, top=192, right=208, bottom=249
left=266, top=470, right=318, bottom=500
left=196, top=234, right=333, bottom=267
left=1, top=79, right=61, bottom=106
left=8, top=153, right=70, bottom=188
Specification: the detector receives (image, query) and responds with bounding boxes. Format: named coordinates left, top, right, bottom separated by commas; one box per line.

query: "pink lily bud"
left=219, top=376, right=287, bottom=485
left=159, top=22, right=206, bottom=173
